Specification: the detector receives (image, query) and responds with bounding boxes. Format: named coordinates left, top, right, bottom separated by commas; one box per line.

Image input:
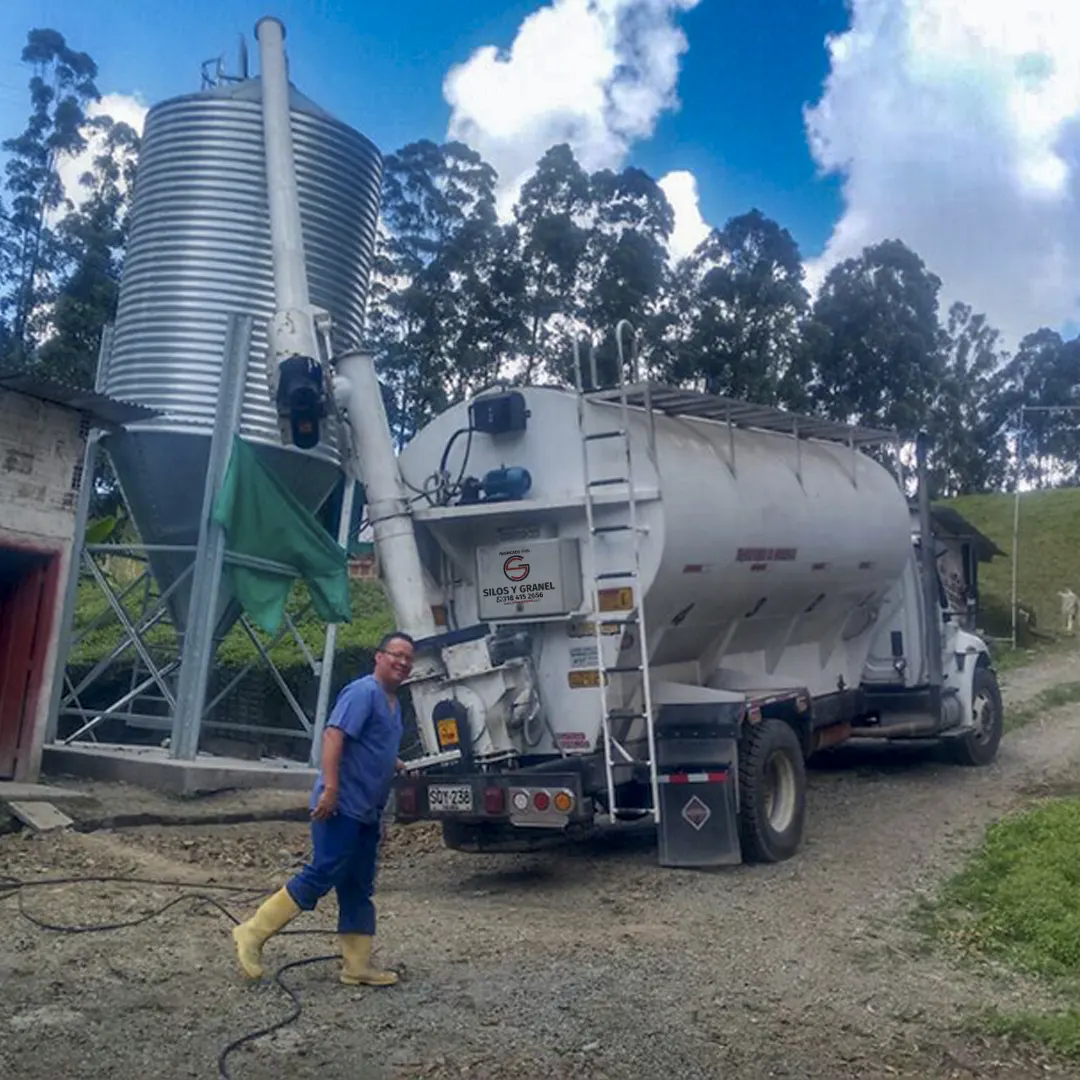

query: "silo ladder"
left=572, top=323, right=660, bottom=826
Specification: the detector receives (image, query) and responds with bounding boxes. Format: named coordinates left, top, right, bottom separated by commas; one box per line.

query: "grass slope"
left=946, top=487, right=1080, bottom=640
left=70, top=576, right=394, bottom=670
left=919, top=486, right=1080, bottom=1061
left=918, top=795, right=1080, bottom=1059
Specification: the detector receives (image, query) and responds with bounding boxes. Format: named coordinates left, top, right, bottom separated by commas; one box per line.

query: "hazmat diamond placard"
left=681, top=795, right=711, bottom=831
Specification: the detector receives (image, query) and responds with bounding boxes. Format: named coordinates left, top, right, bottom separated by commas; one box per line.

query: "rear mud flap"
left=656, top=763, right=742, bottom=868
left=654, top=701, right=744, bottom=869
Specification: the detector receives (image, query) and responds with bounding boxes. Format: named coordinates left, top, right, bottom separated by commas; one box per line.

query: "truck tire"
left=949, top=665, right=1003, bottom=767
left=738, top=718, right=807, bottom=864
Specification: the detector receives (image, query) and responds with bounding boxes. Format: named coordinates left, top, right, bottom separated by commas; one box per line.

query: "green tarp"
left=211, top=436, right=352, bottom=635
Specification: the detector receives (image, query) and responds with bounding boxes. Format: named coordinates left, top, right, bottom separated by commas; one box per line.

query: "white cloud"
left=658, top=169, right=710, bottom=259
left=57, top=92, right=148, bottom=210
left=443, top=0, right=701, bottom=217
left=804, top=0, right=1080, bottom=346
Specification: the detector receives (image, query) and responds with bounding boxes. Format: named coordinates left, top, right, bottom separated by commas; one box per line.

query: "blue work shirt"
left=309, top=674, right=403, bottom=823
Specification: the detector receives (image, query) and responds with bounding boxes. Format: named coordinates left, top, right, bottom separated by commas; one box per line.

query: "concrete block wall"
left=0, top=390, right=85, bottom=545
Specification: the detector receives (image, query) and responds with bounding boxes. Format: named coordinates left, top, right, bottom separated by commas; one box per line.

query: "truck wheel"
left=949, top=665, right=1003, bottom=767
left=738, top=718, right=807, bottom=863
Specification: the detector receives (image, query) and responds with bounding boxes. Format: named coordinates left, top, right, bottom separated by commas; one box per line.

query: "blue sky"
left=3, top=0, right=1080, bottom=348
left=0, top=0, right=846, bottom=255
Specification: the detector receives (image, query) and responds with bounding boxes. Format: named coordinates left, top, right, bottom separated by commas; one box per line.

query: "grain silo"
left=100, top=30, right=382, bottom=635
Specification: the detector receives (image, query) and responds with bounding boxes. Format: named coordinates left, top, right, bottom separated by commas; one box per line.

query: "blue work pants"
left=285, top=813, right=382, bottom=935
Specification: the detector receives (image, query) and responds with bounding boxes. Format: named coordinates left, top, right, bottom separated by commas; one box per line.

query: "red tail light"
left=484, top=786, right=505, bottom=814
left=533, top=791, right=551, bottom=811
left=396, top=784, right=418, bottom=816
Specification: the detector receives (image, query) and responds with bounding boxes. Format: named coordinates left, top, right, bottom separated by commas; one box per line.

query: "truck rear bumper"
left=391, top=769, right=591, bottom=830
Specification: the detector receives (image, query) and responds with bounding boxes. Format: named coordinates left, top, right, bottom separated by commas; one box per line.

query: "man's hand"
left=311, top=785, right=339, bottom=821
left=395, top=757, right=406, bottom=773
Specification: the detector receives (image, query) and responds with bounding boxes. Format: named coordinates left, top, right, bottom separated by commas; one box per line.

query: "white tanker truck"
left=376, top=341, right=1003, bottom=867
left=252, top=19, right=1003, bottom=869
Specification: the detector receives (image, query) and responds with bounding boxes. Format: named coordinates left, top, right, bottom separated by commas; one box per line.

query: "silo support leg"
left=171, top=314, right=254, bottom=761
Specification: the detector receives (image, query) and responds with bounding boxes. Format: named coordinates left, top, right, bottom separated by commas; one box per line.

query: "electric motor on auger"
left=255, top=24, right=1003, bottom=871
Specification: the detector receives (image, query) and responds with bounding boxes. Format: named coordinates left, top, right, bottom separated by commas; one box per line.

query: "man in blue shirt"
left=232, top=631, right=415, bottom=986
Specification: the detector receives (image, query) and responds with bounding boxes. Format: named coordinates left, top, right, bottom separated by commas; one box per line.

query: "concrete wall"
left=0, top=389, right=85, bottom=542
left=0, top=389, right=86, bottom=780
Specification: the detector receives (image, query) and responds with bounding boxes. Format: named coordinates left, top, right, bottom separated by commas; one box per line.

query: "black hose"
left=215, top=953, right=335, bottom=1079
left=437, top=426, right=474, bottom=504
left=0, top=873, right=340, bottom=1080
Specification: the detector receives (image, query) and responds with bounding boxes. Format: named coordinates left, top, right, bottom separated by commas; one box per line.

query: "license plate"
left=428, top=784, right=473, bottom=813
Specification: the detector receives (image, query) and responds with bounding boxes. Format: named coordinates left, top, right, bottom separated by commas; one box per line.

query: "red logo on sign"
left=503, top=555, right=530, bottom=582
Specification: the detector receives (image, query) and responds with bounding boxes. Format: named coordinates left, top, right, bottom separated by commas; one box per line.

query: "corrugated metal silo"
left=101, top=75, right=382, bottom=634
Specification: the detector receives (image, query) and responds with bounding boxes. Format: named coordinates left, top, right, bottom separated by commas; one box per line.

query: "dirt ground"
left=4, top=652, right=1080, bottom=1080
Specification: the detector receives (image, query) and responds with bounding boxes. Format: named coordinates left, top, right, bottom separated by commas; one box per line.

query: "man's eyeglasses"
left=380, top=649, right=413, bottom=665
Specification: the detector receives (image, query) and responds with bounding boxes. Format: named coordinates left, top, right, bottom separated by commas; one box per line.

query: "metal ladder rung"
left=607, top=710, right=647, bottom=721
left=595, top=570, right=636, bottom=580
left=587, top=477, right=627, bottom=487
left=591, top=524, right=637, bottom=534
left=605, top=664, right=643, bottom=674
left=584, top=430, right=626, bottom=441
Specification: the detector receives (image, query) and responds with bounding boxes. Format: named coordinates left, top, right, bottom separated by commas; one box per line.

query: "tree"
left=996, top=329, right=1080, bottom=488
left=1, top=28, right=100, bottom=369
left=657, top=209, right=810, bottom=406
left=36, top=115, right=140, bottom=388
left=805, top=239, right=944, bottom=436
left=370, top=139, right=516, bottom=445
left=928, top=302, right=1010, bottom=495
left=510, top=149, right=673, bottom=389
left=510, top=144, right=591, bottom=383
left=573, top=165, right=674, bottom=386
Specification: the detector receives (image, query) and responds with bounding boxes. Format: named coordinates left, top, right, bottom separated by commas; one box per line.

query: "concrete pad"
left=0, top=782, right=96, bottom=803
left=41, top=743, right=317, bottom=797
left=8, top=801, right=73, bottom=832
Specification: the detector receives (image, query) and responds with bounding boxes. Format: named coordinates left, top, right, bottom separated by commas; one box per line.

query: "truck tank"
left=398, top=384, right=912, bottom=759
left=100, top=75, right=382, bottom=634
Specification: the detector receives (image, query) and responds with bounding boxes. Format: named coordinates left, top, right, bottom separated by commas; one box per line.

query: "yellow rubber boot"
left=232, top=887, right=302, bottom=979
left=339, top=934, right=399, bottom=987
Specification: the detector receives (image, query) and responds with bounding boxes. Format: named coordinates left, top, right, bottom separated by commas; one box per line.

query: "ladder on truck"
left=573, top=322, right=661, bottom=825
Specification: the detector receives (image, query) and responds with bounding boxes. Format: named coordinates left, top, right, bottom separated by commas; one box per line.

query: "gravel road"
left=3, top=650, right=1080, bottom=1080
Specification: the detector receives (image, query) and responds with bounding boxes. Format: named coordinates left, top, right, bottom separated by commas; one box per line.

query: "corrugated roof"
left=0, top=372, right=159, bottom=426
left=911, top=501, right=1006, bottom=562
left=931, top=505, right=1007, bottom=561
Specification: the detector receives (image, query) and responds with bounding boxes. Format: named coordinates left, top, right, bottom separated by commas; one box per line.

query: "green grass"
left=1005, top=681, right=1080, bottom=732
left=978, top=1008, right=1080, bottom=1060
left=69, top=574, right=393, bottom=671
left=918, top=794, right=1080, bottom=1059
left=946, top=487, right=1080, bottom=642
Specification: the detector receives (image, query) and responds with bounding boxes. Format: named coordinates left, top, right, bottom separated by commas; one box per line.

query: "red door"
left=0, top=556, right=56, bottom=779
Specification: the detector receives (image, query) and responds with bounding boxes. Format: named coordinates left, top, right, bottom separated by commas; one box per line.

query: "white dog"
left=1058, top=588, right=1079, bottom=633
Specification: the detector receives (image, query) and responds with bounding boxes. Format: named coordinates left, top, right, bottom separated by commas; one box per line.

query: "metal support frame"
left=44, top=326, right=114, bottom=743
left=309, top=466, right=356, bottom=766
left=170, top=313, right=252, bottom=759
left=51, top=540, right=336, bottom=754
left=46, top=312, right=344, bottom=765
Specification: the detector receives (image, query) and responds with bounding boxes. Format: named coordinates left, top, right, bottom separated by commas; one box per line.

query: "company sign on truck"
left=476, top=537, right=583, bottom=619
